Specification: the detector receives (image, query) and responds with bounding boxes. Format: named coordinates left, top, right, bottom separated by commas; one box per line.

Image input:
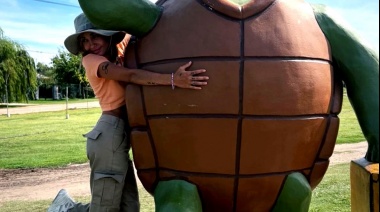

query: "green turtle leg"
left=272, top=172, right=312, bottom=212
left=154, top=180, right=202, bottom=212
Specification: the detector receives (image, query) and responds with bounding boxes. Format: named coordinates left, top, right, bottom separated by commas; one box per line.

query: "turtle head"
left=78, top=0, right=162, bottom=37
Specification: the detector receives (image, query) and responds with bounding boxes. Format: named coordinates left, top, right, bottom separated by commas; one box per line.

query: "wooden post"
left=66, top=86, right=69, bottom=119
left=350, top=158, right=379, bottom=212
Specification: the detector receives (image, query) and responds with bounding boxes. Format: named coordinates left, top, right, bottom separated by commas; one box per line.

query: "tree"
left=36, top=62, right=55, bottom=99
left=51, top=49, right=88, bottom=98
left=51, top=49, right=86, bottom=85
left=36, top=62, right=55, bottom=86
left=0, top=28, right=37, bottom=103
left=14, top=49, right=37, bottom=102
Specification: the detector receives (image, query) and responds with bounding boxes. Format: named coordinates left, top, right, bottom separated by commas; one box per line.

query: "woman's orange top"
left=82, top=34, right=131, bottom=111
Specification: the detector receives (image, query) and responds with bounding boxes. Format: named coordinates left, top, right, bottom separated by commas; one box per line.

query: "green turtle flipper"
left=78, top=0, right=162, bottom=37
left=154, top=180, right=202, bottom=212
left=272, top=172, right=312, bottom=212
left=312, top=4, right=379, bottom=163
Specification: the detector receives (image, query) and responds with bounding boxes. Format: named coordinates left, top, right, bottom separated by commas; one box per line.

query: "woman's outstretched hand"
left=173, top=61, right=209, bottom=90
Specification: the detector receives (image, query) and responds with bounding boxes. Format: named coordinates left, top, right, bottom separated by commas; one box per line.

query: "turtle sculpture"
left=79, top=0, right=379, bottom=211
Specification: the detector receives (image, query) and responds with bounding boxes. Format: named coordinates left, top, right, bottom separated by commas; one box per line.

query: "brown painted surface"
left=318, top=117, right=340, bottom=160
left=236, top=175, right=285, bottom=211
left=138, top=61, right=240, bottom=115
left=125, top=0, right=342, bottom=210
left=308, top=161, right=329, bottom=189
left=160, top=171, right=236, bottom=211
left=240, top=118, right=326, bottom=174
left=243, top=61, right=332, bottom=115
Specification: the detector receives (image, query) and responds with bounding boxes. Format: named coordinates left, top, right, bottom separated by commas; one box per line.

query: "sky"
left=0, top=0, right=378, bottom=65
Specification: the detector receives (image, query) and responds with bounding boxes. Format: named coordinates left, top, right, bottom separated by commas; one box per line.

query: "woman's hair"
left=108, top=36, right=119, bottom=63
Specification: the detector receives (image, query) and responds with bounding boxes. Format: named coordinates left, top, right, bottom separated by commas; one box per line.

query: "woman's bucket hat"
left=64, top=13, right=125, bottom=55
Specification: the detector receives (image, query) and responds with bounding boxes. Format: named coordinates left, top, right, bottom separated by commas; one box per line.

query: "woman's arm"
left=97, top=61, right=209, bottom=90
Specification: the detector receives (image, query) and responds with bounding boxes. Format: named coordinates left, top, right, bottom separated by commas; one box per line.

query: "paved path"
left=0, top=101, right=100, bottom=116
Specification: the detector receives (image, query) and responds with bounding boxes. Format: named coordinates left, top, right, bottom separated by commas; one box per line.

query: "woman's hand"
left=173, top=61, right=209, bottom=90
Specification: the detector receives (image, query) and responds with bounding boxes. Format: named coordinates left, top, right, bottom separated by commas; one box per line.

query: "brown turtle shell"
left=124, top=0, right=343, bottom=211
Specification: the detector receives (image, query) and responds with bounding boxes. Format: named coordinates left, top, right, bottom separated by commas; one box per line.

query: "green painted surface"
left=230, top=0, right=252, bottom=5
left=78, top=0, right=161, bottom=37
left=312, top=4, right=379, bottom=163
left=154, top=180, right=202, bottom=212
left=272, top=172, right=312, bottom=212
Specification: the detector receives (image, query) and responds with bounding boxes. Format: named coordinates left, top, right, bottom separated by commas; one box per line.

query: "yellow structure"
left=351, top=158, right=379, bottom=212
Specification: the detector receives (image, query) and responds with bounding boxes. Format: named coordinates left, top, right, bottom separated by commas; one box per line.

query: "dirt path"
left=0, top=142, right=368, bottom=204
left=0, top=101, right=100, bottom=116
left=0, top=103, right=370, bottom=205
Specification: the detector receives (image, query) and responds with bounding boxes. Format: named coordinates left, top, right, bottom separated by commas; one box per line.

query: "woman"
left=47, top=13, right=208, bottom=212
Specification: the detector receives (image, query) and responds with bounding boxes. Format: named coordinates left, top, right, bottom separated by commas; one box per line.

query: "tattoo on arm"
left=101, top=63, right=109, bottom=75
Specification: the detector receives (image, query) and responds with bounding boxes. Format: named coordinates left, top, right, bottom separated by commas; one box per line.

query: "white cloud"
left=0, top=0, right=80, bottom=65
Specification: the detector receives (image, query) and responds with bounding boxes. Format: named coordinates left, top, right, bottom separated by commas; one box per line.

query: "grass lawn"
left=309, top=163, right=351, bottom=212
left=336, top=94, right=365, bottom=144
left=0, top=91, right=368, bottom=211
left=0, top=91, right=364, bottom=169
left=0, top=186, right=155, bottom=212
left=0, top=163, right=353, bottom=211
left=0, top=108, right=101, bottom=169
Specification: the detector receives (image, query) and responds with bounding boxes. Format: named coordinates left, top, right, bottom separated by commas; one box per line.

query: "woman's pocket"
left=112, top=131, right=128, bottom=153
left=83, top=129, right=102, bottom=160
left=92, top=171, right=125, bottom=206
